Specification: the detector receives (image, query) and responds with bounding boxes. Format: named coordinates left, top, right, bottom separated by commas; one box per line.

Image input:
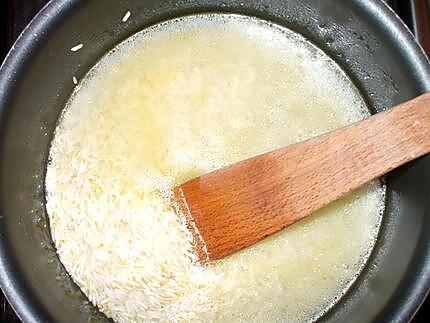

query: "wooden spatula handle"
left=177, top=93, right=430, bottom=262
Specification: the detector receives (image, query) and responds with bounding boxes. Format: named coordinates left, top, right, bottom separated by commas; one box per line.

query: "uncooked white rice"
left=46, top=14, right=384, bottom=322
left=70, top=43, right=83, bottom=52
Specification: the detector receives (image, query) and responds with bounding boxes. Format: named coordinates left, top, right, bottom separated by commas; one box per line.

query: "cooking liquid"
left=46, top=14, right=385, bottom=322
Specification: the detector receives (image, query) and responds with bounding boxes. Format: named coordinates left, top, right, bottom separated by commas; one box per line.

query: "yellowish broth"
left=46, top=14, right=384, bottom=322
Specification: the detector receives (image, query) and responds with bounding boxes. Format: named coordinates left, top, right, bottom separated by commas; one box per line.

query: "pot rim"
left=0, top=0, right=429, bottom=322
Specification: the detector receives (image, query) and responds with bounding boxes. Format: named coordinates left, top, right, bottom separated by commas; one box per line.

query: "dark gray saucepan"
left=0, top=0, right=430, bottom=322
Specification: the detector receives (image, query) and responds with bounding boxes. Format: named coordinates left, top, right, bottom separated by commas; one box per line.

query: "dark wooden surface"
left=0, top=0, right=429, bottom=322
left=411, top=0, right=430, bottom=55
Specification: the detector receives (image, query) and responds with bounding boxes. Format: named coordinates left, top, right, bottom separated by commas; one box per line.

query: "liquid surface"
left=46, top=14, right=384, bottom=322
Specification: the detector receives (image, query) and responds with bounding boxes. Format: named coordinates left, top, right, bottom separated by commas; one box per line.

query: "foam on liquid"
left=46, top=14, right=385, bottom=322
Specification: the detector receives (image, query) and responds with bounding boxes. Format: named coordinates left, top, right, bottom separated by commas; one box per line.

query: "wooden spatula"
left=174, top=93, right=430, bottom=263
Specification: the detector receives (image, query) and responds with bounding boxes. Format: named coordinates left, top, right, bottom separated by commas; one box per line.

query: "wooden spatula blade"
left=174, top=93, right=430, bottom=263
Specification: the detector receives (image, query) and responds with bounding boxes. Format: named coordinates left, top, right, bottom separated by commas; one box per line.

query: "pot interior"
left=0, top=0, right=429, bottom=322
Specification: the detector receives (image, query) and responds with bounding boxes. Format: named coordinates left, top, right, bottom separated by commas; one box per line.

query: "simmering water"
left=46, top=14, right=385, bottom=322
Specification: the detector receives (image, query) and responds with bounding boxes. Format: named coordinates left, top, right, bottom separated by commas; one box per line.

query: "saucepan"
left=0, top=0, right=429, bottom=322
